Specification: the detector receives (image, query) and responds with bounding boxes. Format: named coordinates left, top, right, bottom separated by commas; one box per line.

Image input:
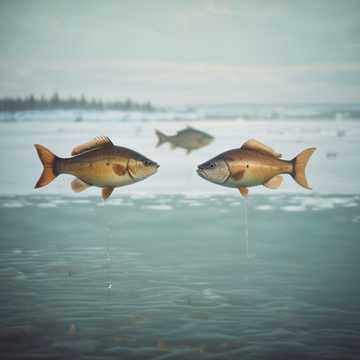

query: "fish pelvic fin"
left=291, top=148, right=316, bottom=190
left=238, top=187, right=249, bottom=197
left=71, top=178, right=90, bottom=192
left=155, top=130, right=169, bottom=147
left=34, top=144, right=59, bottom=188
left=102, top=187, right=114, bottom=200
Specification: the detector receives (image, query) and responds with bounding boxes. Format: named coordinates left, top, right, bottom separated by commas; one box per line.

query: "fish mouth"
left=151, top=162, right=160, bottom=176
left=196, top=168, right=207, bottom=179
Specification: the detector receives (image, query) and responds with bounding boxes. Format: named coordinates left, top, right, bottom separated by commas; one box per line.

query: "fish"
left=197, top=139, right=316, bottom=196
left=67, top=323, right=77, bottom=336
left=155, top=126, right=214, bottom=154
left=34, top=136, right=159, bottom=200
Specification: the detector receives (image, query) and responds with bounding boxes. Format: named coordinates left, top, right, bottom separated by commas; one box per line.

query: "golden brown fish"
left=155, top=126, right=214, bottom=154
left=34, top=136, right=159, bottom=199
left=197, top=139, right=315, bottom=196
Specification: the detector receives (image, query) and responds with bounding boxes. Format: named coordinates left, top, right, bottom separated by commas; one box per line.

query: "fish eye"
left=209, top=163, right=216, bottom=169
left=143, top=160, right=152, bottom=166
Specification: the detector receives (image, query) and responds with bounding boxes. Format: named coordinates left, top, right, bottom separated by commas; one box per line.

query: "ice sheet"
left=0, top=117, right=359, bottom=196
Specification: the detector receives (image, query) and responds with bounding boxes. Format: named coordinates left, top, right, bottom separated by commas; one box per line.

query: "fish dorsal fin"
left=263, top=175, right=283, bottom=189
left=71, top=178, right=91, bottom=192
left=102, top=187, right=114, bottom=200
left=71, top=136, right=113, bottom=156
left=241, top=139, right=281, bottom=158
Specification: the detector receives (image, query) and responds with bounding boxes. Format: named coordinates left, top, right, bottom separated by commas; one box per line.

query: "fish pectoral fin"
left=112, top=163, right=127, bottom=176
left=238, top=187, right=249, bottom=197
left=102, top=187, right=114, bottom=200
left=186, top=149, right=192, bottom=155
left=170, top=143, right=177, bottom=150
left=71, top=136, right=113, bottom=156
left=232, top=170, right=245, bottom=181
left=263, top=175, right=283, bottom=189
left=71, top=178, right=91, bottom=192
left=241, top=139, right=281, bottom=158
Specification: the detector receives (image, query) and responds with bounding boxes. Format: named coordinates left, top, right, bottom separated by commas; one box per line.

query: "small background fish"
left=155, top=126, right=214, bottom=154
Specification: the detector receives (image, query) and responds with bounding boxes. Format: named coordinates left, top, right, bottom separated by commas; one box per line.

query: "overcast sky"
left=1, top=0, right=360, bottom=105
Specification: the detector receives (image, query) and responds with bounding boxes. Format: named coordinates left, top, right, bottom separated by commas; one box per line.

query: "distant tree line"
left=0, top=93, right=156, bottom=112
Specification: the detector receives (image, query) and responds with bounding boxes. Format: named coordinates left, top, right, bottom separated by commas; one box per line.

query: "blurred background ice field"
left=0, top=107, right=360, bottom=359
left=1, top=105, right=360, bottom=195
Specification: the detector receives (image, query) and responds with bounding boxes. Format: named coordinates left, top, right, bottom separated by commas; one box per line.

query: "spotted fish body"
left=58, top=146, right=141, bottom=187
left=34, top=136, right=159, bottom=199
left=197, top=139, right=316, bottom=196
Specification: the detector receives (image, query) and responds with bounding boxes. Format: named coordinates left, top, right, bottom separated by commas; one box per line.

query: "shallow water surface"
left=0, top=194, right=359, bottom=359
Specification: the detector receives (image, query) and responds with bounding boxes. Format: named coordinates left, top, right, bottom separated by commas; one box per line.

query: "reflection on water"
left=0, top=194, right=359, bottom=358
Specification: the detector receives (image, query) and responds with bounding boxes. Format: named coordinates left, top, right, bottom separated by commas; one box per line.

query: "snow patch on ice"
left=37, top=202, right=57, bottom=208
left=142, top=204, right=173, bottom=211
left=256, top=205, right=273, bottom=211
left=286, top=196, right=359, bottom=211
left=282, top=205, right=306, bottom=212
left=1, top=200, right=28, bottom=208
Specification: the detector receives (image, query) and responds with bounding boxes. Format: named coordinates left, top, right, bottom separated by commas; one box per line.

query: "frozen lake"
left=0, top=114, right=359, bottom=359
left=0, top=116, right=359, bottom=196
left=0, top=194, right=360, bottom=359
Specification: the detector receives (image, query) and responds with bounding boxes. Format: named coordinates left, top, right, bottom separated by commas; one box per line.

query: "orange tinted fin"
left=34, top=144, right=59, bottom=188
left=232, top=170, right=245, bottom=181
left=264, top=175, right=283, bottom=189
left=71, top=136, right=113, bottom=156
left=291, top=148, right=316, bottom=189
left=238, top=187, right=249, bottom=197
left=241, top=139, right=281, bottom=158
left=112, top=164, right=127, bottom=176
left=71, top=178, right=90, bottom=192
left=102, top=187, right=114, bottom=200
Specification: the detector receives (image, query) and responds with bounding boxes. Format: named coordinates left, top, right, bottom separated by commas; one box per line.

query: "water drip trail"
left=103, top=199, right=112, bottom=295
left=244, top=197, right=249, bottom=258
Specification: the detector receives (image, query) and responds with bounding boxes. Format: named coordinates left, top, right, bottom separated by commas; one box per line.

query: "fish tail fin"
left=155, top=130, right=169, bottom=147
left=34, top=144, right=59, bottom=188
left=290, top=147, right=316, bottom=190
